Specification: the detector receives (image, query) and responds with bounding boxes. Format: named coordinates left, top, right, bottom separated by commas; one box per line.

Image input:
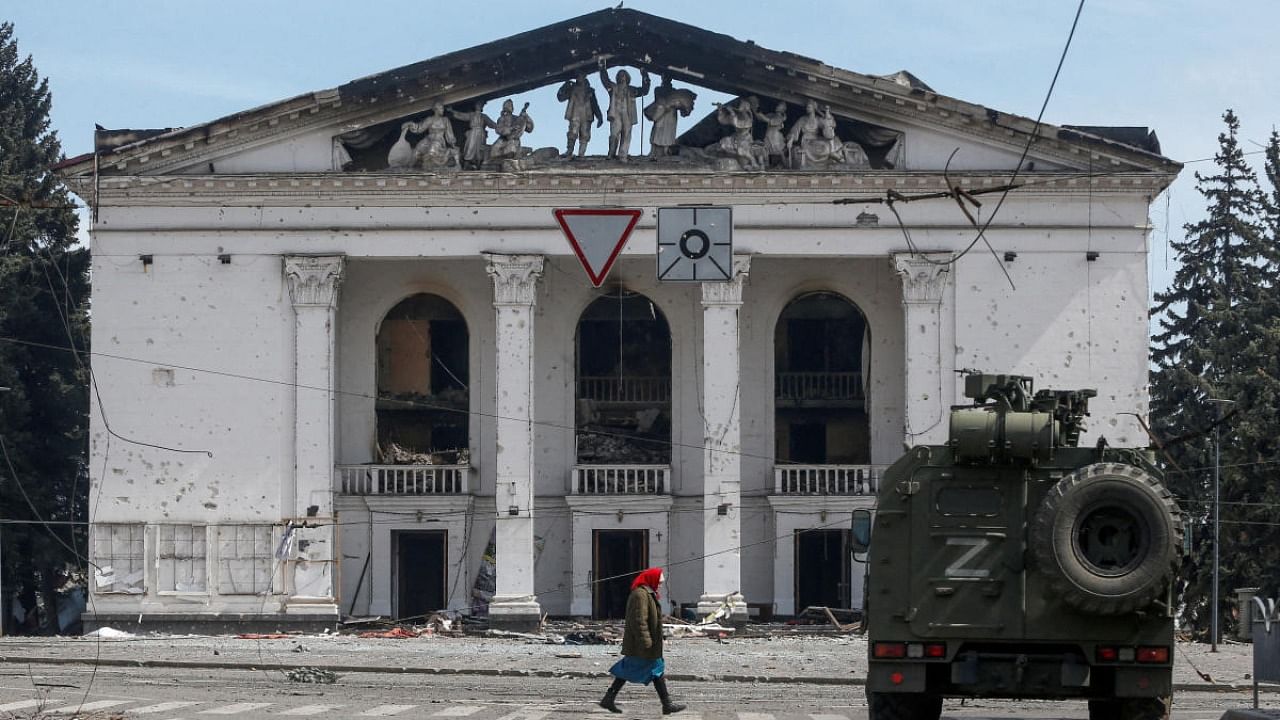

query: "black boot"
left=599, top=677, right=625, bottom=713
left=653, top=677, right=686, bottom=715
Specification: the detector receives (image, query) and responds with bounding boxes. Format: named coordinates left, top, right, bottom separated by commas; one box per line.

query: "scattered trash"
left=564, top=630, right=612, bottom=645
left=358, top=627, right=418, bottom=639
left=237, top=633, right=290, bottom=639
left=666, top=623, right=735, bottom=639
left=555, top=652, right=583, bottom=659
left=85, top=627, right=134, bottom=639
left=285, top=667, right=338, bottom=684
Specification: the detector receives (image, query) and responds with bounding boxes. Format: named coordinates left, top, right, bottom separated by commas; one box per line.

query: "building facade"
left=58, top=10, right=1179, bottom=631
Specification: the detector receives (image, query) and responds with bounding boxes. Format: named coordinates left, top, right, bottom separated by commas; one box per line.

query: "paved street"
left=0, top=663, right=1263, bottom=720
left=0, top=635, right=1267, bottom=719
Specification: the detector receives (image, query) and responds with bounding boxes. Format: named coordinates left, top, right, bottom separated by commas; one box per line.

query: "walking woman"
left=599, top=567, right=686, bottom=715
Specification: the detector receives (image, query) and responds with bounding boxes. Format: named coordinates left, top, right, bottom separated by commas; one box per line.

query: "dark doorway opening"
left=593, top=529, right=649, bottom=619
left=394, top=530, right=447, bottom=620
left=795, top=529, right=850, bottom=613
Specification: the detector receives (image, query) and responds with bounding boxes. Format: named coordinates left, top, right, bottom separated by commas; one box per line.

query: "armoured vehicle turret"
left=854, top=373, right=1182, bottom=720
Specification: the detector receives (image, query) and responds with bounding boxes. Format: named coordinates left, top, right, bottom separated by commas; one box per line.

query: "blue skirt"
left=609, top=656, right=665, bottom=685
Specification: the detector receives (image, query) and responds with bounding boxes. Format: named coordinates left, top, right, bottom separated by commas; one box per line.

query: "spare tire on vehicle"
left=1030, top=462, right=1182, bottom=616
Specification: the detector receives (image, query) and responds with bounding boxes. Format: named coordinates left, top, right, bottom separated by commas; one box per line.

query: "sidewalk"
left=0, top=632, right=1262, bottom=693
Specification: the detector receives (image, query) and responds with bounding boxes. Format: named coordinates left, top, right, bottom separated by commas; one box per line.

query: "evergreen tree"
left=1150, top=111, right=1279, bottom=639
left=0, top=21, right=90, bottom=634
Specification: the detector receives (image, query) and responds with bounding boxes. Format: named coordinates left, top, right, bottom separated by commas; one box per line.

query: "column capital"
left=284, top=255, right=345, bottom=308
left=700, top=255, right=753, bottom=306
left=892, top=253, right=950, bottom=305
left=485, top=253, right=545, bottom=306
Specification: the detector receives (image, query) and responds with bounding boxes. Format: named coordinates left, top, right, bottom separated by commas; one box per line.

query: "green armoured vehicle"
left=853, top=373, right=1182, bottom=720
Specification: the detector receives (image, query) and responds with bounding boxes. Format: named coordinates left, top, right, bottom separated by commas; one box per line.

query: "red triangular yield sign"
left=553, top=208, right=643, bottom=287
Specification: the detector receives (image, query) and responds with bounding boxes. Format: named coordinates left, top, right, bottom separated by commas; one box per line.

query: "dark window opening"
left=576, top=289, right=672, bottom=465
left=774, top=292, right=869, bottom=464
left=377, top=294, right=470, bottom=464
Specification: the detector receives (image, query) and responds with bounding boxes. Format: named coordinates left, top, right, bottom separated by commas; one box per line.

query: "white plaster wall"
left=953, top=231, right=1151, bottom=446
left=207, top=129, right=338, bottom=174
left=88, top=248, right=294, bottom=524
left=898, top=124, right=1068, bottom=173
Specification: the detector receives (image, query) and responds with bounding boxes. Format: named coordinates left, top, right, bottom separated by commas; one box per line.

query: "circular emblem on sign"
left=679, top=228, right=711, bottom=260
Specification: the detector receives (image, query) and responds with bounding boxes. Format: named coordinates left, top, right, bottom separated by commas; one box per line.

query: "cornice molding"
left=66, top=170, right=1177, bottom=209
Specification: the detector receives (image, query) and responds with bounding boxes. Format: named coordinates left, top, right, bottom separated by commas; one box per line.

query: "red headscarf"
left=631, top=567, right=663, bottom=599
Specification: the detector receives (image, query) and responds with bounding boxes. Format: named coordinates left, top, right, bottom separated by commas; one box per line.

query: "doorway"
left=795, top=529, right=850, bottom=612
left=393, top=530, right=447, bottom=620
left=593, top=529, right=649, bottom=619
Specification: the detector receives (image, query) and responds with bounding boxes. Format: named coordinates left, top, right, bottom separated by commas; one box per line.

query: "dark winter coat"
left=620, top=585, right=663, bottom=659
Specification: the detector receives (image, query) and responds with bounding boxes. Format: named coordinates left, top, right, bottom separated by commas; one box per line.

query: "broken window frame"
left=574, top=289, right=674, bottom=466
left=215, top=524, right=281, bottom=596
left=375, top=293, right=471, bottom=466
left=773, top=291, right=872, bottom=465
left=91, top=523, right=146, bottom=594
left=156, top=523, right=209, bottom=594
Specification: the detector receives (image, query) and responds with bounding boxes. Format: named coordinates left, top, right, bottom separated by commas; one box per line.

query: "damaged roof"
left=60, top=8, right=1179, bottom=178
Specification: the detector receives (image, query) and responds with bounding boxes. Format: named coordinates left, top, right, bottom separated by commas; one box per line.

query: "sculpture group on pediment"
left=337, top=60, right=897, bottom=174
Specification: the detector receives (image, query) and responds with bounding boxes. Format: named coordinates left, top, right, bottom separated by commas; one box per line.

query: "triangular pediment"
left=57, top=8, right=1179, bottom=181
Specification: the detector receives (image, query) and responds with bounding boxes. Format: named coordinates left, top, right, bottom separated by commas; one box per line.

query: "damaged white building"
left=56, top=9, right=1179, bottom=632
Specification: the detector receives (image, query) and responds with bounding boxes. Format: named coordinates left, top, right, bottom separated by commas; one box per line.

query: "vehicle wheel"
left=1030, top=462, right=1182, bottom=615
left=867, top=691, right=942, bottom=720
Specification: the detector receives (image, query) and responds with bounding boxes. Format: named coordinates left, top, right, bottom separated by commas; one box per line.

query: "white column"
left=484, top=253, right=545, bottom=629
left=284, top=255, right=344, bottom=618
left=892, top=253, right=953, bottom=448
left=697, top=255, right=751, bottom=622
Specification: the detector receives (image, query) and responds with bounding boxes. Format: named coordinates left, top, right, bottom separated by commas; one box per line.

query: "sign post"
left=553, top=208, right=643, bottom=287
left=1253, top=595, right=1279, bottom=709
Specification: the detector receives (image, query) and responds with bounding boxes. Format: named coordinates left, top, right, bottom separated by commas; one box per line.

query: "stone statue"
left=386, top=124, right=414, bottom=170
left=818, top=105, right=847, bottom=164
left=489, top=100, right=534, bottom=162
left=598, top=62, right=651, bottom=161
left=403, top=101, right=459, bottom=170
left=755, top=101, right=789, bottom=169
left=449, top=101, right=496, bottom=170
left=714, top=99, right=763, bottom=170
left=644, top=76, right=696, bottom=158
left=787, top=100, right=855, bottom=169
left=786, top=99, right=822, bottom=168
left=557, top=71, right=603, bottom=159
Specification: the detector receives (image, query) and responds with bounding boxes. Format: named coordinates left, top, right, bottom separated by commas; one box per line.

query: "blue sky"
left=7, top=1, right=1279, bottom=296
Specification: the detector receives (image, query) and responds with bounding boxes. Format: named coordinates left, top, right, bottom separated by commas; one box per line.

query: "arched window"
left=375, top=294, right=469, bottom=464
left=575, top=289, right=672, bottom=464
left=774, top=292, right=869, bottom=464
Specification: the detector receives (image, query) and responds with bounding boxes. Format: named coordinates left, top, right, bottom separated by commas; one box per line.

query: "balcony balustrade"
left=571, top=465, right=669, bottom=495
left=577, top=376, right=671, bottom=404
left=774, top=464, right=882, bottom=495
left=336, top=464, right=472, bottom=495
left=775, top=371, right=863, bottom=404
